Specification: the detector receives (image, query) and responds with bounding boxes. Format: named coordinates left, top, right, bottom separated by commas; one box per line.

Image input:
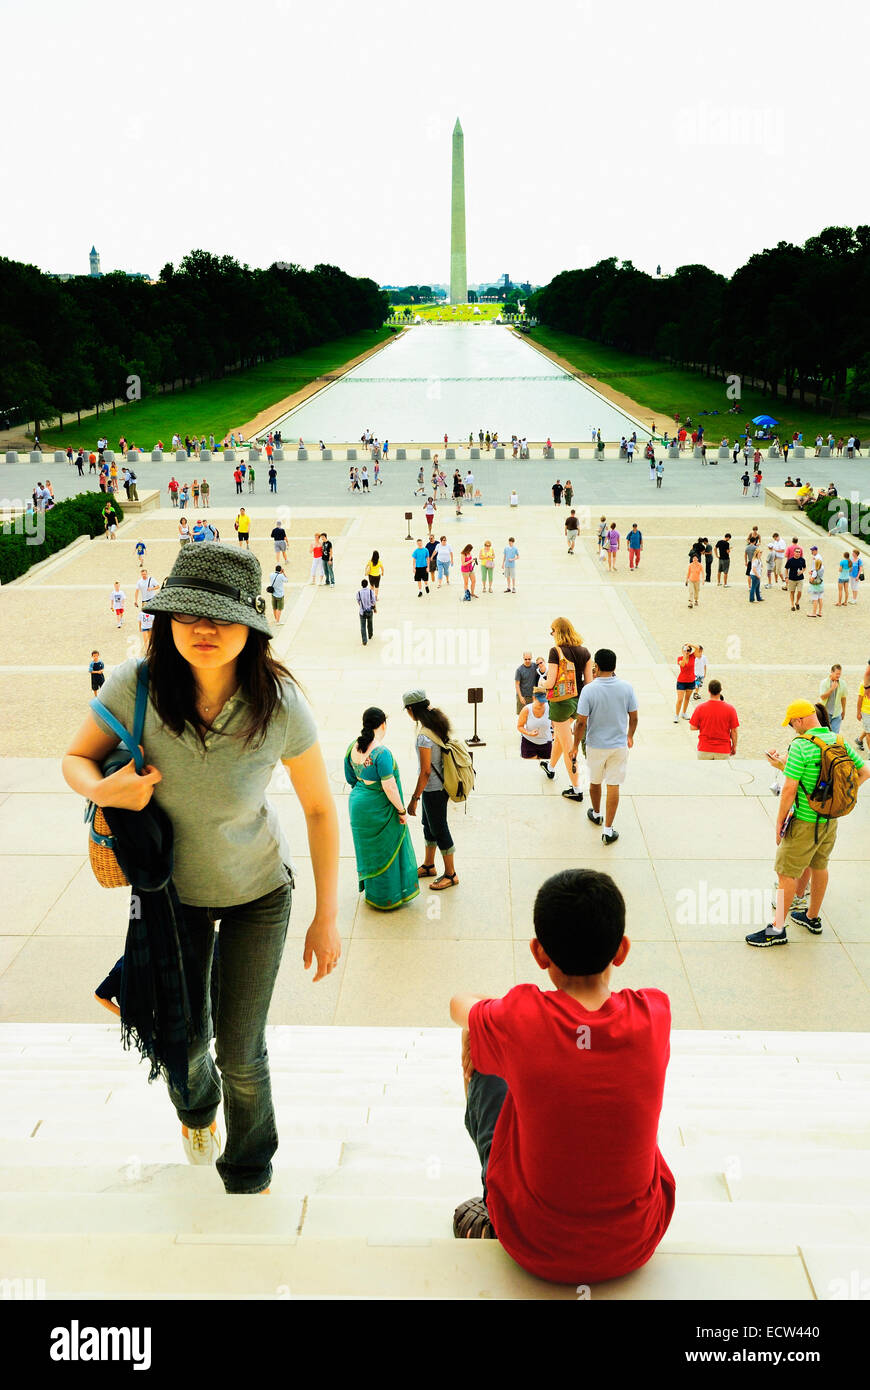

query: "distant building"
left=89, top=246, right=101, bottom=277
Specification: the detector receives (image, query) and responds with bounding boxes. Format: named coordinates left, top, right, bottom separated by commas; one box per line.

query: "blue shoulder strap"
left=89, top=660, right=149, bottom=774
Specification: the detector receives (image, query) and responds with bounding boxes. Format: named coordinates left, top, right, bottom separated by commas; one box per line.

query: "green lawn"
left=530, top=328, right=865, bottom=441
left=388, top=303, right=508, bottom=323
left=40, top=329, right=394, bottom=450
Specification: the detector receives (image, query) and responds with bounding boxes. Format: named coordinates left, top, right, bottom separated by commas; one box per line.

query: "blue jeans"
left=830, top=715, right=842, bottom=734
left=437, top=561, right=450, bottom=580
left=465, top=1071, right=508, bottom=1198
left=749, top=575, right=762, bottom=601
left=167, top=880, right=293, bottom=1194
left=422, top=788, right=454, bottom=854
left=324, top=561, right=334, bottom=585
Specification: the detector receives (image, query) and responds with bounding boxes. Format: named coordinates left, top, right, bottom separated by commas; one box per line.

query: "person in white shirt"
left=109, top=582, right=126, bottom=629
left=435, top=537, right=453, bottom=587
left=771, top=533, right=787, bottom=584
left=692, top=647, right=708, bottom=701
left=135, top=569, right=159, bottom=610
left=509, top=490, right=519, bottom=507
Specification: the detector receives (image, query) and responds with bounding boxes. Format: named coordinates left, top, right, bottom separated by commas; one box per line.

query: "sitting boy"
left=449, top=868, right=675, bottom=1285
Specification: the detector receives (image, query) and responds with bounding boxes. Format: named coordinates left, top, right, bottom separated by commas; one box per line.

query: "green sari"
left=344, top=742, right=420, bottom=911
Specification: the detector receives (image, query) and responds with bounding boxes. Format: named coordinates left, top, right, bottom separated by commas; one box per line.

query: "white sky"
left=2, top=0, right=867, bottom=287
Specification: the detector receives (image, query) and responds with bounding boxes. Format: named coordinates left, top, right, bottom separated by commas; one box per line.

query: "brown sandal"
left=453, top=1198, right=496, bottom=1239
left=417, top=864, right=437, bottom=878
left=431, top=872, right=459, bottom=891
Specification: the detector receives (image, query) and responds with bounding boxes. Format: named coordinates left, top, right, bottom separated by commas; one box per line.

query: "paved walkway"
left=4, top=447, right=870, bottom=513
left=2, top=488, right=870, bottom=1033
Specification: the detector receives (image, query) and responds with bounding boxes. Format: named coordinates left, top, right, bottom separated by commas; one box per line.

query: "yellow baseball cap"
left=781, top=699, right=815, bottom=726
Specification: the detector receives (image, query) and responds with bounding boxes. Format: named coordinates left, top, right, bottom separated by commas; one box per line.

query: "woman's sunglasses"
left=171, top=613, right=235, bottom=626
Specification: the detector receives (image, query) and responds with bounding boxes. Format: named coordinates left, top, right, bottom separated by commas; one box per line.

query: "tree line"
left=526, top=227, right=870, bottom=415
left=0, top=251, right=389, bottom=433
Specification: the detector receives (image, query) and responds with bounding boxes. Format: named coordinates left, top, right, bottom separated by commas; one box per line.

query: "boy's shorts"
left=90, top=675, right=105, bottom=692
left=774, top=817, right=838, bottom=877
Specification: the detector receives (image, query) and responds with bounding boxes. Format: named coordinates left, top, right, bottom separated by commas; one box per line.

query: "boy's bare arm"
left=449, top=993, right=490, bottom=1028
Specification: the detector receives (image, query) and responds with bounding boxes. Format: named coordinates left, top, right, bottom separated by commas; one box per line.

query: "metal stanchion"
left=467, top=687, right=486, bottom=747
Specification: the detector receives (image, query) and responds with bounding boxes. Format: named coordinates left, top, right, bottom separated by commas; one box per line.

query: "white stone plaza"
left=2, top=413, right=870, bottom=1294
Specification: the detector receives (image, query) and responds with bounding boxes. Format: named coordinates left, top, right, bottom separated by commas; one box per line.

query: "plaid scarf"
left=101, top=797, right=203, bottom=1104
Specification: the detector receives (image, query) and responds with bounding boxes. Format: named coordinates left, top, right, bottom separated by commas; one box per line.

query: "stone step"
left=0, top=1233, right=815, bottom=1300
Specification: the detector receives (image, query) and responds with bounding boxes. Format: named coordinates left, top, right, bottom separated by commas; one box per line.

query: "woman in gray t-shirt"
left=403, top=690, right=458, bottom=890
left=62, top=543, right=340, bottom=1196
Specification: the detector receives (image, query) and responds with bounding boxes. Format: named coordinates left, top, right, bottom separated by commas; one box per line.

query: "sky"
left=2, top=0, right=867, bottom=289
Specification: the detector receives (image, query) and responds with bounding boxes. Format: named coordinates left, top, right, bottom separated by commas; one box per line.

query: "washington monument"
left=450, top=118, right=467, bottom=304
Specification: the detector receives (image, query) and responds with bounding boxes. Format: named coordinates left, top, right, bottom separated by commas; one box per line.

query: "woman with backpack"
left=61, top=543, right=340, bottom=1195
left=344, top=707, right=419, bottom=911
left=543, top=617, right=592, bottom=801
left=403, top=689, right=460, bottom=890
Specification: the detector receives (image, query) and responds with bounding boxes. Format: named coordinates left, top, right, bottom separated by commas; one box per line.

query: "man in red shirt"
left=167, top=476, right=179, bottom=507
left=449, top=869, right=675, bottom=1285
left=689, top=679, right=739, bottom=759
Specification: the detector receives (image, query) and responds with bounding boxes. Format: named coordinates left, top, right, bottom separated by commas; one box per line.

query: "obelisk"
left=450, top=118, right=467, bottom=305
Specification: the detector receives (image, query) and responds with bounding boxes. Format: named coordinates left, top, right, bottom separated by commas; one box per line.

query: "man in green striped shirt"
left=746, top=699, right=868, bottom=947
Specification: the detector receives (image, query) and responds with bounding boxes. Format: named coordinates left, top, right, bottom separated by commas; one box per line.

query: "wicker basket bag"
left=85, top=662, right=149, bottom=887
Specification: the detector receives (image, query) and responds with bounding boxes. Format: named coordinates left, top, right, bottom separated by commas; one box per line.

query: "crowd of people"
left=53, top=404, right=870, bottom=1293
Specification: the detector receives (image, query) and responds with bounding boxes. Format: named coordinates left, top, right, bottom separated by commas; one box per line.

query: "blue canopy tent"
left=752, top=414, right=779, bottom=427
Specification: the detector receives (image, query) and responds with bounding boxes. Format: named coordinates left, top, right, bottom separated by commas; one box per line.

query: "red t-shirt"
left=690, top=697, right=739, bottom=753
left=677, top=653, right=695, bottom=684
left=469, top=984, right=675, bottom=1284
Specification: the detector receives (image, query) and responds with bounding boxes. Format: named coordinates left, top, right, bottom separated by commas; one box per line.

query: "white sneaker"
left=182, top=1121, right=222, bottom=1165
left=681, top=712, right=691, bottom=719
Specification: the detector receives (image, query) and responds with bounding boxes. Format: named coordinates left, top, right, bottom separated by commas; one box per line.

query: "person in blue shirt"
left=135, top=539, right=147, bottom=561
left=268, top=564, right=286, bottom=625
left=411, top=540, right=431, bottom=596
left=627, top=524, right=643, bottom=570
left=88, top=650, right=105, bottom=693
left=192, top=520, right=206, bottom=543
left=503, top=538, right=519, bottom=592
left=356, top=578, right=377, bottom=644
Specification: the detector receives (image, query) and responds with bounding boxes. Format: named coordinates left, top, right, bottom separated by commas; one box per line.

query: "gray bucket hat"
left=402, top=688, right=428, bottom=708
left=143, top=542, right=271, bottom=636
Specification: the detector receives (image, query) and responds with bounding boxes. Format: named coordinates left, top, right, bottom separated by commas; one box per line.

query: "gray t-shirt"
left=576, top=676, right=638, bottom=749
left=416, top=731, right=444, bottom=791
left=515, top=663, right=537, bottom=702
left=91, top=657, right=317, bottom=906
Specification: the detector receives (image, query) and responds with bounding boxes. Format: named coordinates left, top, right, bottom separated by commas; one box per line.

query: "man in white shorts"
left=571, top=648, right=638, bottom=846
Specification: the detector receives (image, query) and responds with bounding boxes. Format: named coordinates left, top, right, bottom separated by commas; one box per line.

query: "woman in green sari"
left=344, top=707, right=420, bottom=911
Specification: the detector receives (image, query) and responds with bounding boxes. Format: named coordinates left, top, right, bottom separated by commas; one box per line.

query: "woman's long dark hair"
left=356, top=707, right=386, bottom=753
left=370, top=550, right=379, bottom=566
left=407, top=699, right=450, bottom=742
left=147, top=613, right=298, bottom=748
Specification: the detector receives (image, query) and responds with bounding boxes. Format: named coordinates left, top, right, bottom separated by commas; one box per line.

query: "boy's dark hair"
left=593, top=648, right=616, bottom=673
left=534, top=870, right=625, bottom=975
left=91, top=650, right=99, bottom=656
left=708, top=679, right=722, bottom=696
